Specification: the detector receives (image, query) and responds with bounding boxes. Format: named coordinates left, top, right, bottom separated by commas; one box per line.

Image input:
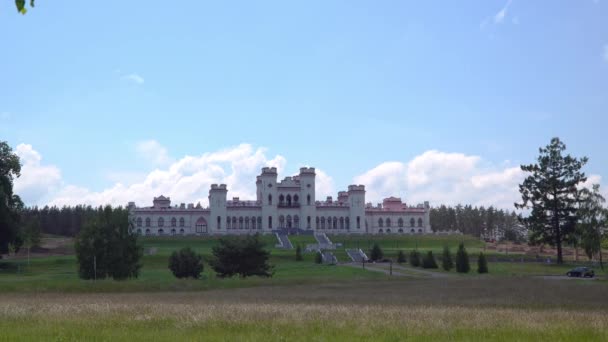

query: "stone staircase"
left=321, top=250, right=338, bottom=264
left=346, top=249, right=369, bottom=263
left=275, top=233, right=293, bottom=249
left=314, top=233, right=332, bottom=245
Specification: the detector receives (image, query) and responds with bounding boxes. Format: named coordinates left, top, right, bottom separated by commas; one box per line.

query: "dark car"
left=566, top=267, right=595, bottom=278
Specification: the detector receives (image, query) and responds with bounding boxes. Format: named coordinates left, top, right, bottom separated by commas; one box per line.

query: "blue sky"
left=1, top=1, right=607, bottom=208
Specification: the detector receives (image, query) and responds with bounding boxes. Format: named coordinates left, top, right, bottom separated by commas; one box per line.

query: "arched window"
left=307, top=216, right=311, bottom=229
left=217, top=216, right=221, bottom=229
left=158, top=229, right=164, bottom=235
left=410, top=218, right=415, bottom=227
left=418, top=228, right=423, bottom=233
left=232, top=217, right=237, bottom=229
left=398, top=218, right=404, bottom=227
left=293, top=195, right=299, bottom=204
left=136, top=228, right=142, bottom=235
left=258, top=217, right=262, bottom=229
left=179, top=228, right=185, bottom=235
left=345, top=217, right=350, bottom=229
left=378, top=218, right=383, bottom=227
left=268, top=194, right=272, bottom=205
left=268, top=216, right=272, bottom=229
left=251, top=216, right=256, bottom=230
left=245, top=217, right=249, bottom=229
left=356, top=216, right=360, bottom=229
left=411, top=228, right=415, bottom=233
left=171, top=228, right=176, bottom=235
left=339, top=217, right=344, bottom=229
left=136, top=217, right=142, bottom=227
left=398, top=228, right=403, bottom=233
left=286, top=194, right=292, bottom=207
left=145, top=228, right=150, bottom=235
left=378, top=228, right=384, bottom=234
left=195, top=217, right=207, bottom=233
left=333, top=217, right=337, bottom=229
left=321, top=217, right=325, bottom=229
left=418, top=218, right=423, bottom=227
left=239, top=217, right=244, bottom=229
left=179, top=217, right=185, bottom=227
left=294, top=215, right=300, bottom=229
left=226, top=216, right=231, bottom=229
left=279, top=194, right=285, bottom=205
left=386, top=218, right=391, bottom=227
left=146, top=218, right=151, bottom=227
left=316, top=217, right=320, bottom=229
left=171, top=217, right=177, bottom=227
left=279, top=215, right=285, bottom=228
left=386, top=229, right=391, bottom=234
left=158, top=217, right=164, bottom=227
left=287, top=215, right=292, bottom=228
left=307, top=194, right=311, bottom=205
left=328, top=217, right=332, bottom=229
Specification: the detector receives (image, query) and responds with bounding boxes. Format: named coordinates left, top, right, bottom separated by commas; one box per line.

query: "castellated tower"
left=208, top=184, right=227, bottom=233
left=348, top=185, right=366, bottom=234
left=298, top=167, right=316, bottom=230
left=259, top=167, right=278, bottom=231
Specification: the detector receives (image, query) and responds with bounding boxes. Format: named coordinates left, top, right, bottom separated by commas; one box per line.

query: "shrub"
left=168, top=247, right=204, bottom=279
left=397, top=250, right=406, bottom=264
left=477, top=252, right=488, bottom=274
left=422, top=251, right=438, bottom=269
left=209, top=234, right=273, bottom=278
left=409, top=250, right=421, bottom=267
left=315, top=251, right=323, bottom=264
left=369, top=243, right=384, bottom=261
left=441, top=246, right=454, bottom=271
left=455, top=243, right=470, bottom=273
left=295, top=245, right=303, bottom=261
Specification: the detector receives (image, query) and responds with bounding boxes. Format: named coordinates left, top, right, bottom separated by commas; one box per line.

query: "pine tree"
left=169, top=247, right=204, bottom=279
left=397, top=250, right=406, bottom=263
left=422, top=251, right=438, bottom=269
left=409, top=250, right=421, bottom=267
left=477, top=252, right=488, bottom=274
left=441, top=246, right=454, bottom=271
left=369, top=243, right=384, bottom=261
left=295, top=245, right=303, bottom=261
left=455, top=243, right=470, bottom=273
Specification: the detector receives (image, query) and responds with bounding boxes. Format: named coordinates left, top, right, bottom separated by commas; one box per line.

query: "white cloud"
left=481, top=0, right=515, bottom=30
left=122, top=73, right=145, bottom=85
left=494, top=0, right=512, bottom=24
left=135, top=140, right=172, bottom=166
left=354, top=151, right=526, bottom=209
left=315, top=169, right=335, bottom=200
left=13, top=144, right=62, bottom=205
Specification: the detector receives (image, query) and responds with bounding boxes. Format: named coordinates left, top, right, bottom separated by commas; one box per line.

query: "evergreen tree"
left=515, top=137, right=588, bottom=264
left=295, top=245, right=303, bottom=261
left=0, top=141, right=24, bottom=254
left=455, top=243, right=470, bottom=273
left=169, top=247, right=204, bottom=279
left=477, top=252, right=488, bottom=273
left=576, top=184, right=607, bottom=268
left=209, top=234, right=273, bottom=278
left=397, top=250, right=406, bottom=263
left=409, top=250, right=421, bottom=267
left=422, top=251, right=438, bottom=269
left=441, top=246, right=454, bottom=271
left=369, top=243, right=384, bottom=261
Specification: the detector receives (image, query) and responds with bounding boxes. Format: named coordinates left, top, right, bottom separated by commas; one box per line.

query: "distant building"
left=128, top=167, right=431, bottom=236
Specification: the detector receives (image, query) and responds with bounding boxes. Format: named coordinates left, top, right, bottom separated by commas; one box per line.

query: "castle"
left=128, top=167, right=431, bottom=235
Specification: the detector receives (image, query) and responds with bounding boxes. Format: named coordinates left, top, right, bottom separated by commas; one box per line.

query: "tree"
left=422, top=251, right=438, bottom=269
left=409, top=250, right=421, bottom=267
left=22, top=216, right=41, bottom=267
left=15, top=0, right=34, bottom=14
left=74, top=206, right=142, bottom=280
left=315, top=251, right=323, bottom=264
left=576, top=184, right=607, bottom=269
left=369, top=243, right=384, bottom=261
left=0, top=141, right=24, bottom=255
left=515, top=137, right=588, bottom=264
left=295, top=245, right=303, bottom=261
left=169, top=247, right=204, bottom=279
left=456, top=243, right=470, bottom=273
left=441, top=246, right=454, bottom=271
left=477, top=252, right=488, bottom=273
left=397, top=250, right=406, bottom=263
left=209, top=234, right=273, bottom=278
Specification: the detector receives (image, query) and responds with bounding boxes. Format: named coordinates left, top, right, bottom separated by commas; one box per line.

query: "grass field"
left=1, top=234, right=607, bottom=340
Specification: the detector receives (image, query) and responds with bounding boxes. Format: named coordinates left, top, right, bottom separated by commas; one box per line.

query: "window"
left=179, top=217, right=185, bottom=227
left=418, top=218, right=423, bottom=227
left=217, top=216, right=221, bottom=229
left=239, top=217, right=244, bottom=229
left=307, top=194, right=311, bottom=205
left=345, top=217, right=350, bottom=229
left=258, top=217, right=262, bottom=229
left=158, top=229, right=164, bottom=235
left=279, top=215, right=285, bottom=228
left=179, top=228, right=185, bottom=235
left=232, top=217, right=237, bottom=229
left=287, top=215, right=292, bottom=228
left=411, top=228, right=415, bottom=233
left=251, top=216, right=256, bottom=230
left=321, top=217, right=325, bottom=229
left=294, top=215, right=300, bottom=229
left=293, top=195, right=299, bottom=204
left=387, top=218, right=392, bottom=227
left=268, top=216, right=272, bottom=229
left=279, top=194, right=285, bottom=205
left=356, top=216, right=360, bottom=229
left=226, top=216, right=231, bottom=229
left=245, top=217, right=249, bottom=229
left=398, top=218, right=404, bottom=227
left=386, top=229, right=391, bottom=234
left=158, top=217, right=164, bottom=227
left=268, top=194, right=272, bottom=205
left=378, top=228, right=384, bottom=234
left=378, top=218, right=383, bottom=227
left=145, top=218, right=151, bottom=227
left=195, top=217, right=207, bottom=233
left=316, top=217, right=320, bottom=229
left=136, top=217, right=142, bottom=227
left=333, top=217, right=337, bottom=229
left=307, top=216, right=311, bottom=229
left=418, top=228, right=423, bottom=233
left=339, top=217, right=344, bottom=229
left=171, top=228, right=176, bottom=235
left=170, top=217, right=176, bottom=227
left=410, top=218, right=415, bottom=227
left=145, top=228, right=150, bottom=235
left=136, top=228, right=142, bottom=235
left=398, top=228, right=403, bottom=233
left=286, top=194, right=292, bottom=207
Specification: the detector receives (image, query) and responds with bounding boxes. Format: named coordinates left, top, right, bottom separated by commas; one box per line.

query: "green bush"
left=397, top=250, right=406, bottom=263
left=455, top=243, right=470, bottom=273
left=409, top=250, right=421, bottom=267
left=315, top=251, right=323, bottom=264
left=477, top=252, right=488, bottom=274
left=169, top=247, right=204, bottom=279
left=369, top=243, right=384, bottom=261
left=422, top=251, right=438, bottom=269
left=209, top=234, right=273, bottom=278
left=441, top=246, right=454, bottom=271
left=295, top=245, right=303, bottom=261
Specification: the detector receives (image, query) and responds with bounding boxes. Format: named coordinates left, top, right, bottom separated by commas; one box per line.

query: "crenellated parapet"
left=261, top=167, right=278, bottom=175
left=347, top=185, right=365, bottom=192
left=210, top=184, right=228, bottom=191
left=299, top=167, right=316, bottom=175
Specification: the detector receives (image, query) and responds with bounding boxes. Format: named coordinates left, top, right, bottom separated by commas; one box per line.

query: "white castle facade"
left=128, top=167, right=431, bottom=236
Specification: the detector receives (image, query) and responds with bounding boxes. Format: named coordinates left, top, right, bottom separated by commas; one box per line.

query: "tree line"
left=430, top=205, right=526, bottom=242
left=20, top=205, right=119, bottom=237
